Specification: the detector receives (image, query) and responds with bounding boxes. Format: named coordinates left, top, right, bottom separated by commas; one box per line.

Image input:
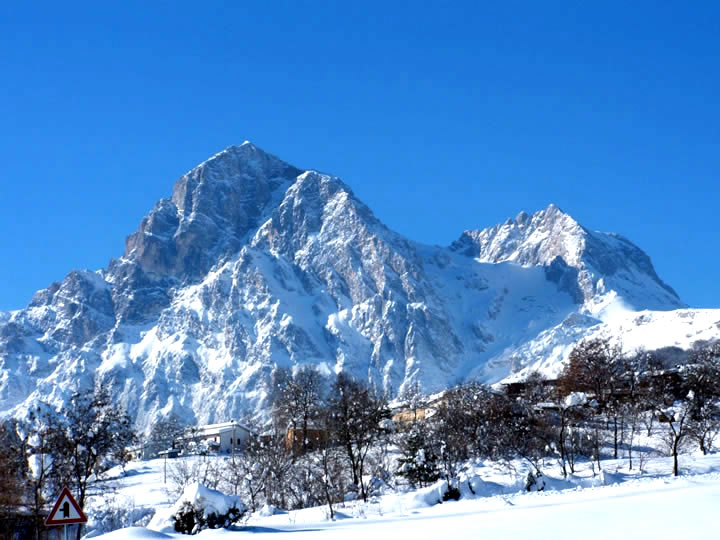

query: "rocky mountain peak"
left=514, top=203, right=569, bottom=226
left=169, top=142, right=303, bottom=217
left=450, top=203, right=585, bottom=266
left=450, top=204, right=682, bottom=313
left=123, top=143, right=304, bottom=281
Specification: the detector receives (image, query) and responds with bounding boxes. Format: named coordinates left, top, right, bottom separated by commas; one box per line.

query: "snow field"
left=90, top=450, right=720, bottom=539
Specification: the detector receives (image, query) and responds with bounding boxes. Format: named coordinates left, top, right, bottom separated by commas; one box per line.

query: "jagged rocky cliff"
left=0, top=143, right=716, bottom=429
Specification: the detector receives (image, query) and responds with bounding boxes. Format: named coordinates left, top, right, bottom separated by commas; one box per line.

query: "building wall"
left=207, top=426, right=252, bottom=453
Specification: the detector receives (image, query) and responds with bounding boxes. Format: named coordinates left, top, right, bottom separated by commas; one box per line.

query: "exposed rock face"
left=125, top=144, right=302, bottom=280
left=450, top=204, right=683, bottom=315
left=0, top=143, right=710, bottom=431
left=107, top=144, right=303, bottom=324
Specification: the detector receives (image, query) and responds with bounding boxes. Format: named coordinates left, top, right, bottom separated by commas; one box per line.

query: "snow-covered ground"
left=84, top=449, right=720, bottom=539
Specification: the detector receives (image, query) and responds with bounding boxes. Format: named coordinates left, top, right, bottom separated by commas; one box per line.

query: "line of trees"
left=162, top=368, right=393, bottom=522
left=409, top=339, right=720, bottom=485
left=166, top=342, right=720, bottom=523
left=261, top=368, right=390, bottom=517
left=555, top=338, right=720, bottom=476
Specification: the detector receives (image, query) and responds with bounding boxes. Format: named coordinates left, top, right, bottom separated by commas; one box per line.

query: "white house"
left=193, top=421, right=254, bottom=454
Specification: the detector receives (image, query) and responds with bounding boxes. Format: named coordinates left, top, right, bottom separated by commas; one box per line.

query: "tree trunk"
left=559, top=422, right=567, bottom=478
left=322, top=458, right=335, bottom=521
left=595, top=426, right=602, bottom=471
left=76, top=488, right=87, bottom=540
left=358, top=456, right=368, bottom=502
left=613, top=416, right=618, bottom=459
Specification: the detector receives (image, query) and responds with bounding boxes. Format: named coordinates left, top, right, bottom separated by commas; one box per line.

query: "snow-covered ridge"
left=450, top=203, right=683, bottom=317
left=0, top=143, right=716, bottom=430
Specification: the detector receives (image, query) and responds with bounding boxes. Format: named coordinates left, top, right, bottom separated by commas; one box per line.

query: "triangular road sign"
left=45, top=487, right=88, bottom=525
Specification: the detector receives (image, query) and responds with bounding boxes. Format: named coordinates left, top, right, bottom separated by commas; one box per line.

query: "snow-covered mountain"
left=0, top=143, right=716, bottom=430
left=450, top=204, right=683, bottom=317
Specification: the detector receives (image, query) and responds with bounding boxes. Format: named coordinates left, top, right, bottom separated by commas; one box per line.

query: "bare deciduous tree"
left=0, top=420, right=28, bottom=538
left=48, top=386, right=136, bottom=539
left=684, top=344, right=720, bottom=454
left=328, top=372, right=389, bottom=502
left=270, top=366, right=328, bottom=454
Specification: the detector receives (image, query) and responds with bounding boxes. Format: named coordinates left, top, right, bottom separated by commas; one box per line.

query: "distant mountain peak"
left=451, top=204, right=583, bottom=262
left=544, top=202, right=563, bottom=213
left=503, top=204, right=580, bottom=233
left=186, top=141, right=298, bottom=181
left=450, top=204, right=682, bottom=314
left=532, top=202, right=578, bottom=224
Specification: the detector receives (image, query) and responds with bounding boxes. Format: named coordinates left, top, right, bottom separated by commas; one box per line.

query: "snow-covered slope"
left=480, top=308, right=720, bottom=383
left=0, top=143, right=716, bottom=429
left=92, top=452, right=720, bottom=539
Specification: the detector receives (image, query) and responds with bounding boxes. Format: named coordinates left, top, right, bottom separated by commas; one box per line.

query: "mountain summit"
left=451, top=204, right=682, bottom=317
left=125, top=142, right=302, bottom=280
left=0, top=145, right=711, bottom=430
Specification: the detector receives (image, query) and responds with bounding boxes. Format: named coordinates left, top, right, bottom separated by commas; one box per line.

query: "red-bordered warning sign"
left=45, top=487, right=88, bottom=526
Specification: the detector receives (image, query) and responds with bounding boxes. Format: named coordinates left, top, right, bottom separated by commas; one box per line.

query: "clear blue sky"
left=1, top=2, right=719, bottom=311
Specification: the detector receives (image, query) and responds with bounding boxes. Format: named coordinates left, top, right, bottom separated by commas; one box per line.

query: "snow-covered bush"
left=150, top=482, right=246, bottom=535
left=171, top=483, right=245, bottom=534
left=442, top=484, right=461, bottom=501
left=400, top=479, right=451, bottom=507
left=525, top=470, right=546, bottom=492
